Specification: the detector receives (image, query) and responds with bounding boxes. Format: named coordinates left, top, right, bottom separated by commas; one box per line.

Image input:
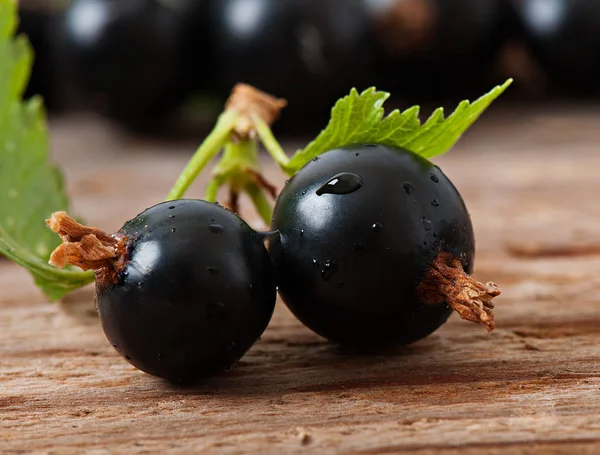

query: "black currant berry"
left=53, top=0, right=188, bottom=132
left=270, top=144, right=499, bottom=348
left=48, top=200, right=276, bottom=382
left=509, top=0, right=600, bottom=93
left=210, top=0, right=376, bottom=133
left=366, top=0, right=506, bottom=102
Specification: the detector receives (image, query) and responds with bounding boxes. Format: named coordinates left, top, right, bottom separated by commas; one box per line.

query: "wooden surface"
left=3, top=107, right=600, bottom=454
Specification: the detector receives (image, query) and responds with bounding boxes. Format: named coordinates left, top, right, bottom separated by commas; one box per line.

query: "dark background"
left=17, top=0, right=599, bottom=138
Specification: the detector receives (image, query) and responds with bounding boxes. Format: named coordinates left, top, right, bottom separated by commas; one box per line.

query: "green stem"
left=166, top=110, right=238, bottom=201
left=253, top=114, right=289, bottom=170
left=207, top=139, right=262, bottom=207
left=246, top=183, right=273, bottom=226
left=204, top=175, right=226, bottom=202
left=218, top=139, right=260, bottom=172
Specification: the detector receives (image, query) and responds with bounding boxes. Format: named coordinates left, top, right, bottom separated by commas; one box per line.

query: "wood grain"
left=3, top=108, right=600, bottom=454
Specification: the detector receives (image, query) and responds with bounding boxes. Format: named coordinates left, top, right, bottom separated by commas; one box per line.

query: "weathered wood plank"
left=2, top=108, right=600, bottom=454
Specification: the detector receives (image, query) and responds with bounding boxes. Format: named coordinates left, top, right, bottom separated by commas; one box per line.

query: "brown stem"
left=46, top=212, right=126, bottom=275
left=417, top=252, right=501, bottom=332
left=228, top=187, right=240, bottom=214
left=225, top=83, right=287, bottom=140
left=246, top=168, right=278, bottom=199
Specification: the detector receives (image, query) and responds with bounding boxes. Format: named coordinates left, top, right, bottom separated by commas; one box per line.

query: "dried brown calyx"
left=225, top=83, right=287, bottom=140
left=417, top=252, right=501, bottom=331
left=46, top=212, right=127, bottom=280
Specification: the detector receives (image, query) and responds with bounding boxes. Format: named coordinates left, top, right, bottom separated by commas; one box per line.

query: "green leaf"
left=286, top=79, right=513, bottom=174
left=0, top=0, right=94, bottom=300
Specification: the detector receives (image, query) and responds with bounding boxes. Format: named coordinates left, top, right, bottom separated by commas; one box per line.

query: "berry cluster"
left=22, top=0, right=600, bottom=134
left=20, top=0, right=510, bottom=132
left=47, top=143, right=499, bottom=383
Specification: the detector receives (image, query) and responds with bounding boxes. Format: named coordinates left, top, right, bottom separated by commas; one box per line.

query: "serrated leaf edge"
left=286, top=79, right=513, bottom=173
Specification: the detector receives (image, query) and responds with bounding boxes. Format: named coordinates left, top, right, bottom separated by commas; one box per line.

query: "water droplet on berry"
left=430, top=174, right=439, bottom=183
left=321, top=260, right=338, bottom=281
left=316, top=173, right=363, bottom=196
left=372, top=222, right=383, bottom=232
left=301, top=190, right=307, bottom=195
left=312, top=259, right=320, bottom=268
left=300, top=229, right=305, bottom=238
left=402, top=182, right=415, bottom=195
left=422, top=218, right=433, bottom=231
left=354, top=152, right=360, bottom=156
left=312, top=157, right=320, bottom=162
left=209, top=224, right=224, bottom=234
left=169, top=214, right=175, bottom=219
left=431, top=199, right=440, bottom=207
left=171, top=227, right=177, bottom=233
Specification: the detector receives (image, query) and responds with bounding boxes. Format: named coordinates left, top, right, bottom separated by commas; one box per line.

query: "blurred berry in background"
left=210, top=0, right=376, bottom=134
left=366, top=0, right=506, bottom=103
left=509, top=0, right=600, bottom=96
left=14, top=0, right=600, bottom=136
left=53, top=0, right=193, bottom=133
left=17, top=1, right=61, bottom=109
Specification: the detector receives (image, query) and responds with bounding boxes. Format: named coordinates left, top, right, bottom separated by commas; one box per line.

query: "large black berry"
left=48, top=200, right=276, bottom=382
left=270, top=144, right=498, bottom=348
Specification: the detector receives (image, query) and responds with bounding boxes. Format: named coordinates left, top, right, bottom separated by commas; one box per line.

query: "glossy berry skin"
left=96, top=200, right=276, bottom=382
left=270, top=145, right=474, bottom=348
left=510, top=0, right=600, bottom=93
